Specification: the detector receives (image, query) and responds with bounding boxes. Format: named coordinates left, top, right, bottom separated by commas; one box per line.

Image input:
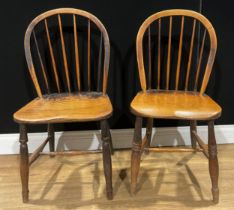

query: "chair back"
left=136, top=9, right=217, bottom=94
left=25, top=8, right=110, bottom=97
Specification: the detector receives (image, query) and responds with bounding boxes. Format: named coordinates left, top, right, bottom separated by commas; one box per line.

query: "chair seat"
left=14, top=92, right=113, bottom=124
left=130, top=90, right=221, bottom=120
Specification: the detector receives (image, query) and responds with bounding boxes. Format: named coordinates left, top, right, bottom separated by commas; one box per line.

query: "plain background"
left=0, top=0, right=233, bottom=133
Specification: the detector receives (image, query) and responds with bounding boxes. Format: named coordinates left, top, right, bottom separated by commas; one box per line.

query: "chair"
left=13, top=8, right=113, bottom=202
left=130, top=9, right=221, bottom=203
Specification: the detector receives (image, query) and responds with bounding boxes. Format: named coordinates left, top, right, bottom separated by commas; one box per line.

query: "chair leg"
left=19, top=124, right=29, bottom=203
left=48, top=124, right=55, bottom=156
left=106, top=121, right=114, bottom=155
left=190, top=120, right=197, bottom=149
left=144, top=118, right=153, bottom=153
left=101, top=120, right=113, bottom=200
left=131, top=116, right=143, bottom=193
left=208, top=120, right=219, bottom=204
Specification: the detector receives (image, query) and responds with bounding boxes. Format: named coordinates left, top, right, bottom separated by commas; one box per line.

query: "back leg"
left=48, top=124, right=55, bottom=157
left=106, top=121, right=114, bottom=155
left=208, top=120, right=219, bottom=203
left=131, top=116, right=143, bottom=193
left=142, top=118, right=153, bottom=154
left=190, top=120, right=197, bottom=149
left=101, top=120, right=113, bottom=200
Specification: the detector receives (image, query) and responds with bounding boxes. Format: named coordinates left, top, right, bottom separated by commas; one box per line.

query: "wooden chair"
left=13, top=8, right=113, bottom=202
left=130, top=9, right=221, bottom=203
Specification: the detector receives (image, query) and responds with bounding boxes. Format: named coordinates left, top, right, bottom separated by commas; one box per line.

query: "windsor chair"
left=130, top=9, right=221, bottom=203
left=13, top=8, right=113, bottom=202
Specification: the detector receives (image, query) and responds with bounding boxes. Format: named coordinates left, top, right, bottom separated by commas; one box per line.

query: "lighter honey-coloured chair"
left=130, top=9, right=221, bottom=203
left=13, top=8, right=113, bottom=202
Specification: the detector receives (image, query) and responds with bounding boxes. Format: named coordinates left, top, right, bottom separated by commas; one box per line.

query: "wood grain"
left=194, top=30, right=207, bottom=91
left=44, top=19, right=60, bottom=93
left=73, top=15, right=81, bottom=91
left=32, top=30, right=49, bottom=93
left=166, top=16, right=172, bottom=90
left=97, top=33, right=103, bottom=91
left=88, top=19, right=91, bottom=91
left=144, top=147, right=203, bottom=152
left=148, top=26, right=151, bottom=88
left=14, top=93, right=113, bottom=123
left=41, top=150, right=102, bottom=156
left=185, top=19, right=196, bottom=91
left=157, top=19, right=161, bottom=89
left=130, top=90, right=221, bottom=120
left=175, top=16, right=184, bottom=90
left=58, top=14, right=71, bottom=92
left=0, top=145, right=232, bottom=209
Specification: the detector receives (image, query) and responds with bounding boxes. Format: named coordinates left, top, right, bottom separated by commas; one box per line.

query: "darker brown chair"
left=130, top=9, right=221, bottom=203
left=14, top=8, right=113, bottom=202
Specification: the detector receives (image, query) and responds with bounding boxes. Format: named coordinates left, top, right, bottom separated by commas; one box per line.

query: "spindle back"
left=24, top=8, right=110, bottom=97
left=136, top=9, right=217, bottom=94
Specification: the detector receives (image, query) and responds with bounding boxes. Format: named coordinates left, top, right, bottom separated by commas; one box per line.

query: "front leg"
left=131, top=116, right=143, bottom=193
left=208, top=120, right=219, bottom=204
left=101, top=120, right=113, bottom=200
left=19, top=124, right=29, bottom=203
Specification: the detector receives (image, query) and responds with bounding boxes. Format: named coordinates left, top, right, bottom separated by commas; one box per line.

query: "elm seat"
left=14, top=93, right=113, bottom=124
left=131, top=90, right=221, bottom=120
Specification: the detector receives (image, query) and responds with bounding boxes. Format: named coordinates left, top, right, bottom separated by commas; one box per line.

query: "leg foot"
left=101, top=120, right=113, bottom=200
left=208, top=120, right=219, bottom=204
left=19, top=124, right=29, bottom=203
left=131, top=117, right=142, bottom=194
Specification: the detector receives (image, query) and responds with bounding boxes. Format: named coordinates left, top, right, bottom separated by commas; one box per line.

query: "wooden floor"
left=0, top=145, right=234, bottom=210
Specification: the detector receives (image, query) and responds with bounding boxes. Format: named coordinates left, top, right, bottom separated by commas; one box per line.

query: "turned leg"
left=101, top=120, right=113, bottom=200
left=190, top=120, right=197, bottom=149
left=48, top=124, right=55, bottom=156
left=131, top=116, right=143, bottom=193
left=208, top=120, right=219, bottom=204
left=106, top=121, right=114, bottom=155
left=19, top=124, right=29, bottom=203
